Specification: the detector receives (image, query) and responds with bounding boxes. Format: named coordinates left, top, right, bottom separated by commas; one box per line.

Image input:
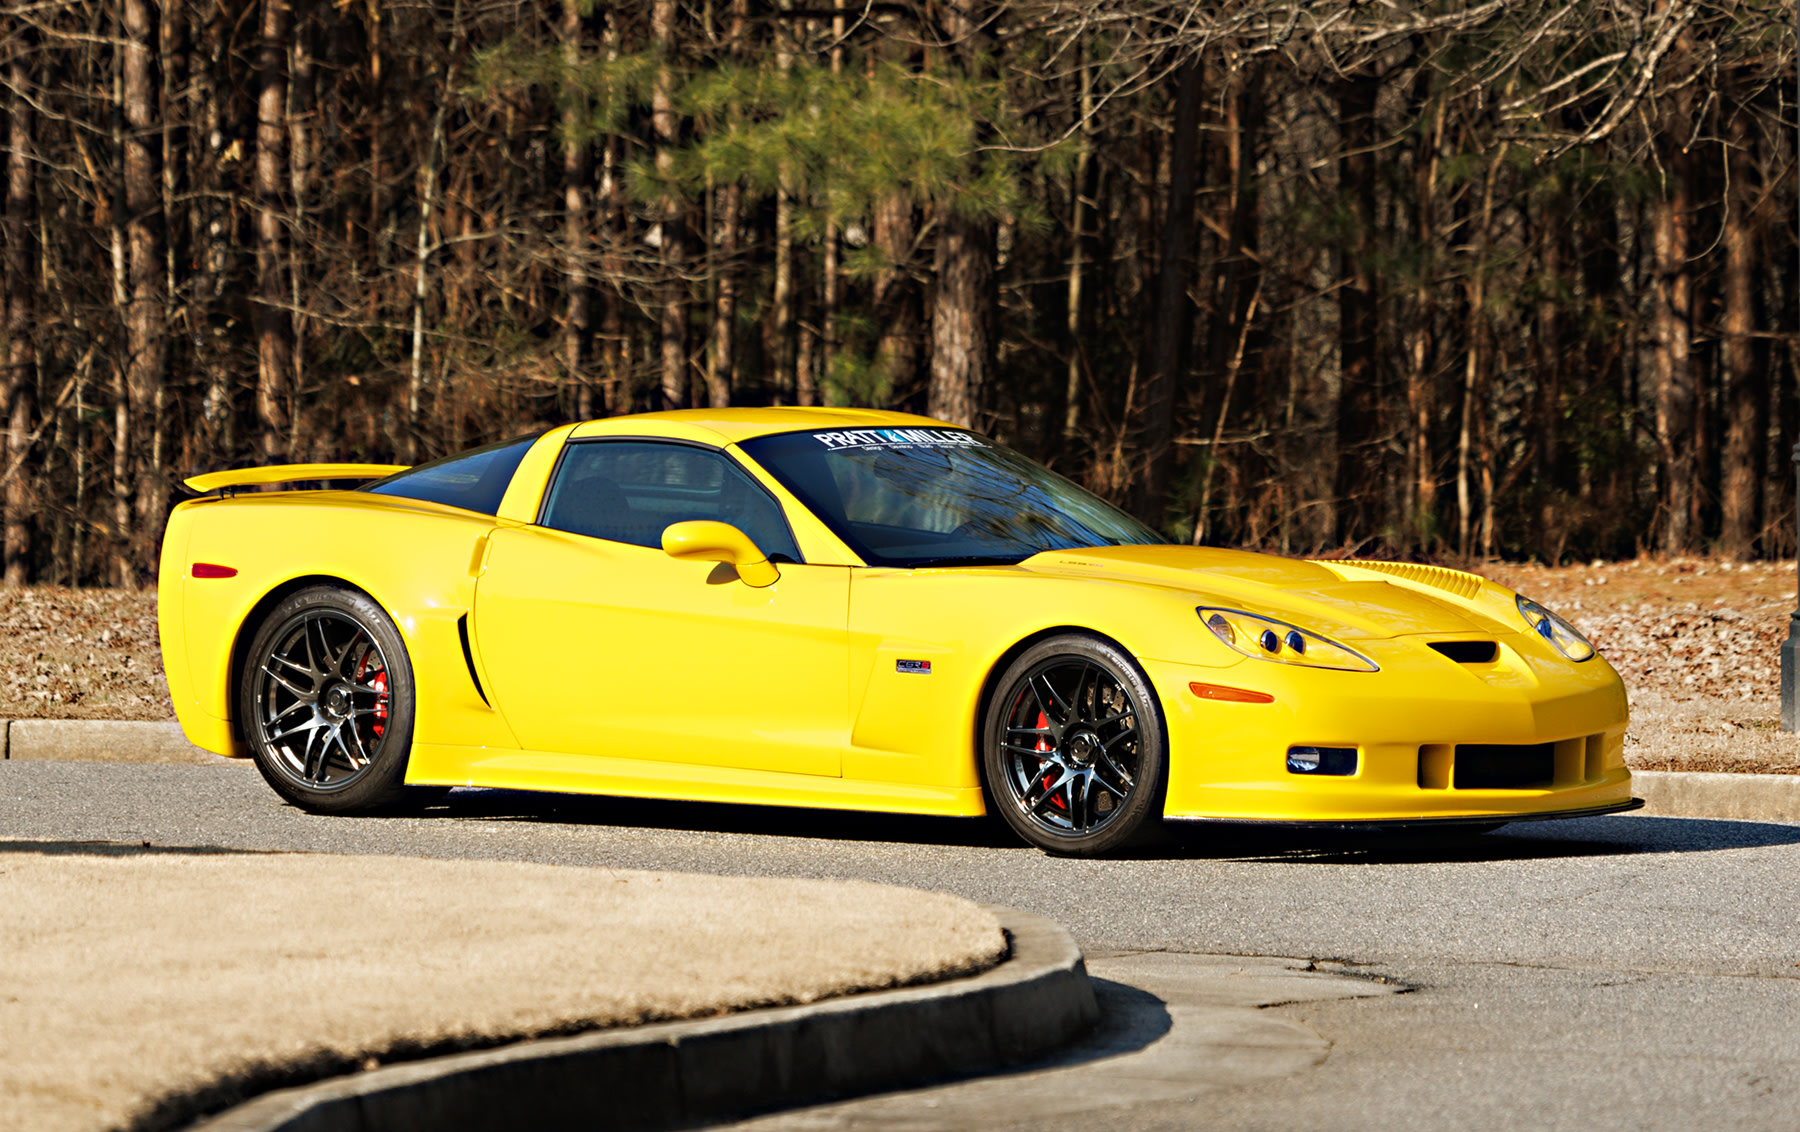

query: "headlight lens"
left=1515, top=594, right=1595, bottom=662
left=1197, top=608, right=1379, bottom=672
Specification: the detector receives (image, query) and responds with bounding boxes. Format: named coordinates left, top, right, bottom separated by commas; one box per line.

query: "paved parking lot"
left=4, top=759, right=1798, bottom=1130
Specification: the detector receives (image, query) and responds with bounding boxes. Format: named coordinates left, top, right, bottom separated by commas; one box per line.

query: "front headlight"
left=1197, top=607, right=1379, bottom=672
left=1515, top=594, right=1595, bottom=662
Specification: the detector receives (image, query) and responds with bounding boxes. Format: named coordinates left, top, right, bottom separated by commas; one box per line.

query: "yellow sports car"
left=157, top=408, right=1637, bottom=855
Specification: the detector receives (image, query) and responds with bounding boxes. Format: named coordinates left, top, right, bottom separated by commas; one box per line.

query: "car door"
left=471, top=438, right=849, bottom=778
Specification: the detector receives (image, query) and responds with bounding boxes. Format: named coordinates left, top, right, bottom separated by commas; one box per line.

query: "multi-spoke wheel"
left=240, top=586, right=418, bottom=813
left=982, top=634, right=1168, bottom=856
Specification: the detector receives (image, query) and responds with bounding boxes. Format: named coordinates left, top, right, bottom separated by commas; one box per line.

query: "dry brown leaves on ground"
left=0, top=587, right=171, bottom=721
left=2, top=560, right=1796, bottom=771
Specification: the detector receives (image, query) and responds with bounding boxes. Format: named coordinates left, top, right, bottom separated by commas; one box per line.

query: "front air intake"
left=1453, top=743, right=1555, bottom=789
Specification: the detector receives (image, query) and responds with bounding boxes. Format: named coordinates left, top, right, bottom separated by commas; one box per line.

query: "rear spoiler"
left=182, top=463, right=410, bottom=496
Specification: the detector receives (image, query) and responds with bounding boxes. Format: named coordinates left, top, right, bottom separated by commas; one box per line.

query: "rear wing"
left=182, top=463, right=410, bottom=496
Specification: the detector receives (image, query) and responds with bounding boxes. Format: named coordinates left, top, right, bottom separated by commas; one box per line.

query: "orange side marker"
left=1188, top=682, right=1275, bottom=704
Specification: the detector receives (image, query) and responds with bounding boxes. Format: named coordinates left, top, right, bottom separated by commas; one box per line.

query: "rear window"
left=364, top=433, right=541, bottom=516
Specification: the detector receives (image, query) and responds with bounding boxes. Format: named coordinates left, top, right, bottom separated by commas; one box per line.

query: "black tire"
left=239, top=585, right=418, bottom=814
left=982, top=634, right=1169, bottom=857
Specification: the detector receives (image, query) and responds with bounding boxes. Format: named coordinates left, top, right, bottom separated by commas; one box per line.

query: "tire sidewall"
left=239, top=585, right=417, bottom=814
left=982, top=633, right=1169, bottom=857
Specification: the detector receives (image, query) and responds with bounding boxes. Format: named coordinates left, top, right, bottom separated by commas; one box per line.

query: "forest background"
left=0, top=0, right=1795, bottom=588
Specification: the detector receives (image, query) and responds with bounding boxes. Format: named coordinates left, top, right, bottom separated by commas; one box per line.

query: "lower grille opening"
left=1430, top=640, right=1499, bottom=664
left=1454, top=742, right=1555, bottom=789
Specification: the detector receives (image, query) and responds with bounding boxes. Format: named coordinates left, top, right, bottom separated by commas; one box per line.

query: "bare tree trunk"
left=1128, top=57, right=1203, bottom=522
left=366, top=0, right=385, bottom=317
left=288, top=9, right=317, bottom=458
left=1457, top=144, right=1506, bottom=559
left=815, top=0, right=846, bottom=406
left=255, top=0, right=292, bottom=464
left=708, top=181, right=739, bottom=408
left=928, top=212, right=993, bottom=429
left=1333, top=72, right=1380, bottom=547
left=1062, top=51, right=1093, bottom=440
left=1652, top=131, right=1696, bottom=552
left=872, top=192, right=919, bottom=404
left=653, top=0, right=687, bottom=409
left=562, top=0, right=593, bottom=419
left=1404, top=90, right=1443, bottom=554
left=1720, top=99, right=1764, bottom=559
left=1534, top=192, right=1567, bottom=561
left=107, top=47, right=133, bottom=587
left=194, top=0, right=231, bottom=451
left=124, top=0, right=167, bottom=574
left=408, top=0, right=462, bottom=460
left=926, top=0, right=995, bottom=431
left=4, top=34, right=37, bottom=585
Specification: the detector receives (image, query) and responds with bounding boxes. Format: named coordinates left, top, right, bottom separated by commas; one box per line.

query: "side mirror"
left=660, top=521, right=779, bottom=588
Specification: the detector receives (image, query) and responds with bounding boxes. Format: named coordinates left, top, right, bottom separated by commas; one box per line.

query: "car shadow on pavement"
left=396, top=792, right=1800, bottom=862
left=0, top=839, right=263, bottom=857
left=1162, top=814, right=1800, bottom=865
left=416, top=787, right=1028, bottom=847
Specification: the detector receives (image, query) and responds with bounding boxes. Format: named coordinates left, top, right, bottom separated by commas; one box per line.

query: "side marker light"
left=191, top=563, right=238, bottom=579
left=1188, top=682, right=1275, bottom=704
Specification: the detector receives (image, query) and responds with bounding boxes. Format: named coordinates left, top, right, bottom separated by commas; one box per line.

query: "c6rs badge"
left=896, top=659, right=932, bottom=675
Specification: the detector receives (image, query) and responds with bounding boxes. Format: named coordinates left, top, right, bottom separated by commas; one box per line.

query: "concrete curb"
left=1630, top=769, right=1800, bottom=824
left=185, top=906, right=1096, bottom=1132
left=0, top=719, right=230, bottom=764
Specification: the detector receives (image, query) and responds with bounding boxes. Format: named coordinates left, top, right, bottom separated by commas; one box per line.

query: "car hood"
left=1022, top=545, right=1492, bottom=641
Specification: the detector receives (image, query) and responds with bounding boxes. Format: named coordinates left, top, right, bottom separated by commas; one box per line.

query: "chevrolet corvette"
left=157, top=408, right=1638, bottom=855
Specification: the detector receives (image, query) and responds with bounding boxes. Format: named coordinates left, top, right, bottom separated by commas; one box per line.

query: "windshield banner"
left=813, top=428, right=988, bottom=451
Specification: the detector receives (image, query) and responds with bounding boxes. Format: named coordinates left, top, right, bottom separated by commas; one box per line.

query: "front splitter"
left=1163, top=796, right=1644, bottom=833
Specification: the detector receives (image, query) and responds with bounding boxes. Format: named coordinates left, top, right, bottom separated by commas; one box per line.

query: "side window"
left=540, top=441, right=803, bottom=563
left=364, top=433, right=541, bottom=515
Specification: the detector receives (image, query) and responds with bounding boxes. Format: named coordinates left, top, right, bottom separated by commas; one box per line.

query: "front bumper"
left=1145, top=639, right=1635, bottom=824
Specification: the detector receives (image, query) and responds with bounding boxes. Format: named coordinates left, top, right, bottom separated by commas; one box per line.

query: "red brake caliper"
left=1035, top=711, right=1066, bottom=810
left=356, top=653, right=389, bottom=739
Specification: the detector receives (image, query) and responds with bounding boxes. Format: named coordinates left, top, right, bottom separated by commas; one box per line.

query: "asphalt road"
left=5, top=760, right=1799, bottom=1130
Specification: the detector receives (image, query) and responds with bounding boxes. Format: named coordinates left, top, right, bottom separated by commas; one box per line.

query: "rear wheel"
left=239, top=586, right=418, bottom=814
left=982, top=635, right=1168, bottom=857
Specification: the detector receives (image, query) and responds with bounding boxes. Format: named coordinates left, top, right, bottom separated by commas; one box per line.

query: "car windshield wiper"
left=900, top=555, right=1025, bottom=569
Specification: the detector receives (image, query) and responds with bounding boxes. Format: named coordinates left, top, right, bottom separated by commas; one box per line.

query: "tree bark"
left=1719, top=98, right=1765, bottom=559
left=653, top=0, right=687, bottom=410
left=124, top=0, right=166, bottom=575
left=4, top=34, right=37, bottom=585
left=562, top=0, right=594, bottom=418
left=255, top=0, right=292, bottom=464
left=1652, top=125, right=1697, bottom=552
left=925, top=0, right=995, bottom=431
left=872, top=192, right=919, bottom=405
left=1333, top=72, right=1381, bottom=548
left=927, top=211, right=992, bottom=428
left=1131, top=57, right=1203, bottom=523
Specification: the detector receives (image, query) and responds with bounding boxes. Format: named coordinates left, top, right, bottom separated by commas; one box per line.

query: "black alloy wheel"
left=983, top=634, right=1168, bottom=856
left=240, top=585, right=419, bottom=813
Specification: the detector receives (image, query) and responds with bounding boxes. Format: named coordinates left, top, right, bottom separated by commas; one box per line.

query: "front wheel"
left=239, top=585, right=418, bottom=814
left=982, top=635, right=1169, bottom=857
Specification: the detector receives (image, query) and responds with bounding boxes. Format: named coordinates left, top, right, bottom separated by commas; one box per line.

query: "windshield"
left=739, top=427, right=1166, bottom=568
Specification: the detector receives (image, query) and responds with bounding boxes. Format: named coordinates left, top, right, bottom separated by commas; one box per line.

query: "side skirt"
left=404, top=743, right=988, bottom=818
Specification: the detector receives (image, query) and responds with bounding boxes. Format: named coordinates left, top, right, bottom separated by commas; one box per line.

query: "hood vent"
left=1429, top=640, right=1498, bottom=664
left=1324, top=560, right=1484, bottom=601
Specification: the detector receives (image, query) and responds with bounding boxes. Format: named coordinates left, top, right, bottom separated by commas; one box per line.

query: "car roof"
left=567, top=406, right=960, bottom=446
